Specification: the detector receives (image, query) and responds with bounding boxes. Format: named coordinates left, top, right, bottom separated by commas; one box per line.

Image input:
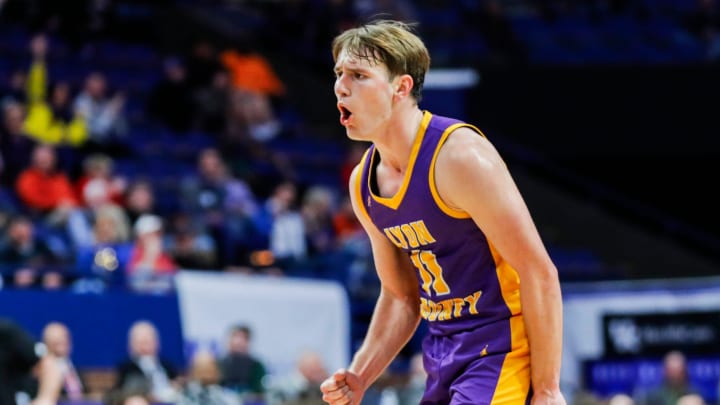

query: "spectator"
left=23, top=33, right=89, bottom=146
left=67, top=157, right=129, bottom=250
left=218, top=324, right=267, bottom=402
left=220, top=42, right=286, bottom=98
left=0, top=101, right=37, bottom=187
left=635, top=350, right=701, bottom=405
left=301, top=185, right=336, bottom=256
left=0, top=215, right=58, bottom=269
left=165, top=212, right=218, bottom=270
left=0, top=215, right=61, bottom=288
left=183, top=38, right=227, bottom=134
left=123, top=180, right=156, bottom=225
left=0, top=69, right=27, bottom=106
left=126, top=214, right=177, bottom=293
left=0, top=318, right=63, bottom=405
left=266, top=350, right=328, bottom=405
left=179, top=350, right=241, bottom=405
left=70, top=203, right=132, bottom=290
left=114, top=320, right=180, bottom=403
left=257, top=181, right=306, bottom=270
left=146, top=57, right=195, bottom=133
left=192, top=70, right=231, bottom=135
left=332, top=196, right=363, bottom=247
left=42, top=322, right=85, bottom=401
left=73, top=71, right=127, bottom=146
left=15, top=144, right=78, bottom=218
left=184, top=39, right=224, bottom=92
left=221, top=41, right=285, bottom=143
left=180, top=147, right=259, bottom=267
left=75, top=153, right=127, bottom=208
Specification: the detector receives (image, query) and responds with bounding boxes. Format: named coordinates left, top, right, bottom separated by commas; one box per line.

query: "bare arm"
left=322, top=165, right=421, bottom=405
left=436, top=128, right=564, bottom=401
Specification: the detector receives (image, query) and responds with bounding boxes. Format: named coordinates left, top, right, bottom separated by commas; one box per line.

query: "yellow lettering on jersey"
left=464, top=291, right=482, bottom=315
left=384, top=228, right=406, bottom=249
left=420, top=298, right=431, bottom=319
left=401, top=224, right=419, bottom=248
left=426, top=300, right=439, bottom=322
left=411, top=220, right=436, bottom=245
left=410, top=251, right=433, bottom=295
left=383, top=220, right=436, bottom=250
left=419, top=290, right=483, bottom=322
left=419, top=251, right=450, bottom=295
left=389, top=227, right=408, bottom=249
left=437, top=300, right=453, bottom=321
left=452, top=298, right=465, bottom=317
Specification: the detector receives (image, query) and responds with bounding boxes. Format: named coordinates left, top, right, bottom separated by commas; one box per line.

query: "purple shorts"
left=420, top=317, right=532, bottom=405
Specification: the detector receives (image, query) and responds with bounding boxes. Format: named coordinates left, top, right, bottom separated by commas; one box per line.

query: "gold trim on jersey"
left=353, top=148, right=374, bottom=225
left=367, top=110, right=432, bottom=210
left=489, top=242, right=522, bottom=316
left=489, top=242, right=530, bottom=403
left=428, top=123, right=486, bottom=219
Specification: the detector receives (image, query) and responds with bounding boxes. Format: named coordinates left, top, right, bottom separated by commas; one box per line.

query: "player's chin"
left=345, top=129, right=369, bottom=142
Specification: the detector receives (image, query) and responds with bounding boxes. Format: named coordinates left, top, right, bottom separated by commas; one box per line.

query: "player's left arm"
left=435, top=127, right=566, bottom=403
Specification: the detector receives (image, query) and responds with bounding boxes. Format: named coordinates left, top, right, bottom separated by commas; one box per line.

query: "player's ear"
left=394, top=74, right=414, bottom=98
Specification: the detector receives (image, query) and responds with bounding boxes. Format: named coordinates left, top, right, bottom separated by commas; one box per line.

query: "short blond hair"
left=332, top=19, right=430, bottom=101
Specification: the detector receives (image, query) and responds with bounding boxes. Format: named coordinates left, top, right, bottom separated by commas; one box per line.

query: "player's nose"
left=334, top=77, right=350, bottom=98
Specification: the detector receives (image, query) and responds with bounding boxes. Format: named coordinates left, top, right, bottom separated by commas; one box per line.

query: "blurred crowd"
left=0, top=27, right=375, bottom=295
left=2, top=1, right=720, bottom=405
left=2, top=318, right=428, bottom=405
left=4, top=317, right=717, bottom=405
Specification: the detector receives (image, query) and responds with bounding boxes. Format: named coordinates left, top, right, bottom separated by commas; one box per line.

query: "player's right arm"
left=321, top=164, right=421, bottom=405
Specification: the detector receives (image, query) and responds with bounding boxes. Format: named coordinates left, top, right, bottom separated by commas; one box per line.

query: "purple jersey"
left=354, top=111, right=531, bottom=403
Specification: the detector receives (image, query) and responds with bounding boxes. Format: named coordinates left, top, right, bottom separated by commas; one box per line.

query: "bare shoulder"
left=433, top=126, right=512, bottom=212
left=436, top=126, right=505, bottom=178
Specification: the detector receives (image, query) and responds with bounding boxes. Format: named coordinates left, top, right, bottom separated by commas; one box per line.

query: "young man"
left=320, top=20, right=567, bottom=405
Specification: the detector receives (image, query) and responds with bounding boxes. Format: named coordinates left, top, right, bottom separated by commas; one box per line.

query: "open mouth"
left=338, top=104, right=353, bottom=125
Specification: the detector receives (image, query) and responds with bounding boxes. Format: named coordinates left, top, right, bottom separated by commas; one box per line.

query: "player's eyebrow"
left=334, top=66, right=371, bottom=75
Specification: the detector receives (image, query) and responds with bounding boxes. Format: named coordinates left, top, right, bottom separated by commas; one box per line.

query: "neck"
left=373, top=106, right=424, bottom=172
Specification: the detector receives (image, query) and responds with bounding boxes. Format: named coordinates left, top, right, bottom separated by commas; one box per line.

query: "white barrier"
left=175, top=271, right=351, bottom=377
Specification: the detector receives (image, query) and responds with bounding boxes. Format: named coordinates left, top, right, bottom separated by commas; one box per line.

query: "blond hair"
left=332, top=19, right=430, bottom=101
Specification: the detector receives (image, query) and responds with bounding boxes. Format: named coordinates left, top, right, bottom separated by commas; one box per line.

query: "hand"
left=320, top=369, right=364, bottom=405
left=531, top=389, right=567, bottom=405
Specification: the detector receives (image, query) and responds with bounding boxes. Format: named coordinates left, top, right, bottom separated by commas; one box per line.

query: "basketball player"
left=320, top=20, right=567, bottom=405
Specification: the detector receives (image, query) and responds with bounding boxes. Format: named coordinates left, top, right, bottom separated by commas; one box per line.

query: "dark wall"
left=469, top=65, right=720, bottom=158
left=467, top=64, right=720, bottom=256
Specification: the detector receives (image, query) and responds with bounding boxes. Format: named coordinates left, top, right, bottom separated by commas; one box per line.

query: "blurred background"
left=0, top=0, right=719, bottom=404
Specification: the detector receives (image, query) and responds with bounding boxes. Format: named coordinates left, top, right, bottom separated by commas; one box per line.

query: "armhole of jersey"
left=429, top=123, right=486, bottom=219
left=352, top=148, right=373, bottom=225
